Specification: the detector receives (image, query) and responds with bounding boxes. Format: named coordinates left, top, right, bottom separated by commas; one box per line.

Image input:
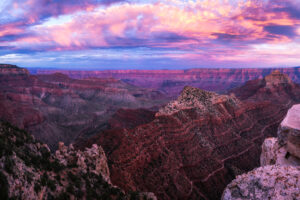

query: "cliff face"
left=0, top=65, right=168, bottom=149
left=32, top=67, right=300, bottom=97
left=77, top=71, right=300, bottom=200
left=222, top=104, right=300, bottom=200
left=0, top=64, right=29, bottom=76
left=230, top=70, right=300, bottom=103
left=0, top=121, right=158, bottom=200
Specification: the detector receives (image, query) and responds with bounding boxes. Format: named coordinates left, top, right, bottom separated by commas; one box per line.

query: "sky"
left=0, top=0, right=300, bottom=69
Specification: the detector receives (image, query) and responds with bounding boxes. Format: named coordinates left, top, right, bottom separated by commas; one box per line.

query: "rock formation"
left=230, top=70, right=300, bottom=103
left=77, top=71, right=300, bottom=200
left=157, top=86, right=240, bottom=116
left=222, top=165, right=300, bottom=200
left=0, top=120, right=156, bottom=199
left=222, top=104, right=300, bottom=200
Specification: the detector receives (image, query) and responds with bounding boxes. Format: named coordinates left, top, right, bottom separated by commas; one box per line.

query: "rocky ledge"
left=222, top=165, right=300, bottom=200
left=222, top=104, right=300, bottom=200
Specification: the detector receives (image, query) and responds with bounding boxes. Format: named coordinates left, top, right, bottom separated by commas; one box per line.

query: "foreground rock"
left=222, top=165, right=300, bottom=200
left=0, top=121, right=155, bottom=199
left=222, top=104, right=300, bottom=200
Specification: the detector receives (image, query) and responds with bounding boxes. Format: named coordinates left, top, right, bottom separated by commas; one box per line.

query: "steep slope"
left=0, top=120, right=157, bottom=200
left=77, top=71, right=300, bottom=200
left=0, top=64, right=168, bottom=149
left=78, top=82, right=293, bottom=199
left=32, top=67, right=300, bottom=97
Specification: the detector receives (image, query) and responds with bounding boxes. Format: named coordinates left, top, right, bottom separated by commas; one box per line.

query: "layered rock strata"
left=78, top=71, right=300, bottom=200
left=32, top=67, right=300, bottom=97
left=222, top=104, right=300, bottom=200
left=0, top=65, right=168, bottom=149
left=78, top=86, right=290, bottom=199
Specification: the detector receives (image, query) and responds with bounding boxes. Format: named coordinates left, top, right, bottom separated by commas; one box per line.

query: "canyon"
left=32, top=67, right=300, bottom=97
left=0, top=64, right=168, bottom=149
left=77, top=71, right=300, bottom=199
left=1, top=64, right=300, bottom=199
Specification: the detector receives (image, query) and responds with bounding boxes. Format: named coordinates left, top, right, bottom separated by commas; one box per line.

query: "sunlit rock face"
left=0, top=65, right=168, bottom=149
left=278, top=104, right=300, bottom=159
left=262, top=104, right=300, bottom=164
left=223, top=105, right=300, bottom=200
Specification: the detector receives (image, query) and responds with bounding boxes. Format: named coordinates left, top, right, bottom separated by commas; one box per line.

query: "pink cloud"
left=1, top=0, right=300, bottom=67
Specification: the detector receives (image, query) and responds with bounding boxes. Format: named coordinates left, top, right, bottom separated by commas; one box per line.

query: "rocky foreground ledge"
left=222, top=104, right=300, bottom=200
left=0, top=121, right=156, bottom=199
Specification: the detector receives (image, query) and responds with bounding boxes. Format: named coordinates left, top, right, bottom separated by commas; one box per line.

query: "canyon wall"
left=32, top=67, right=300, bottom=97
left=0, top=64, right=168, bottom=149
left=77, top=71, right=300, bottom=199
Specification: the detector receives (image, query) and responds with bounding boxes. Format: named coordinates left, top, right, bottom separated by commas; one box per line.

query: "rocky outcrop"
left=222, top=104, right=300, bottom=200
left=0, top=65, right=168, bottom=149
left=157, top=86, right=240, bottom=116
left=278, top=104, right=300, bottom=158
left=222, top=165, right=300, bottom=200
left=0, top=120, right=156, bottom=199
